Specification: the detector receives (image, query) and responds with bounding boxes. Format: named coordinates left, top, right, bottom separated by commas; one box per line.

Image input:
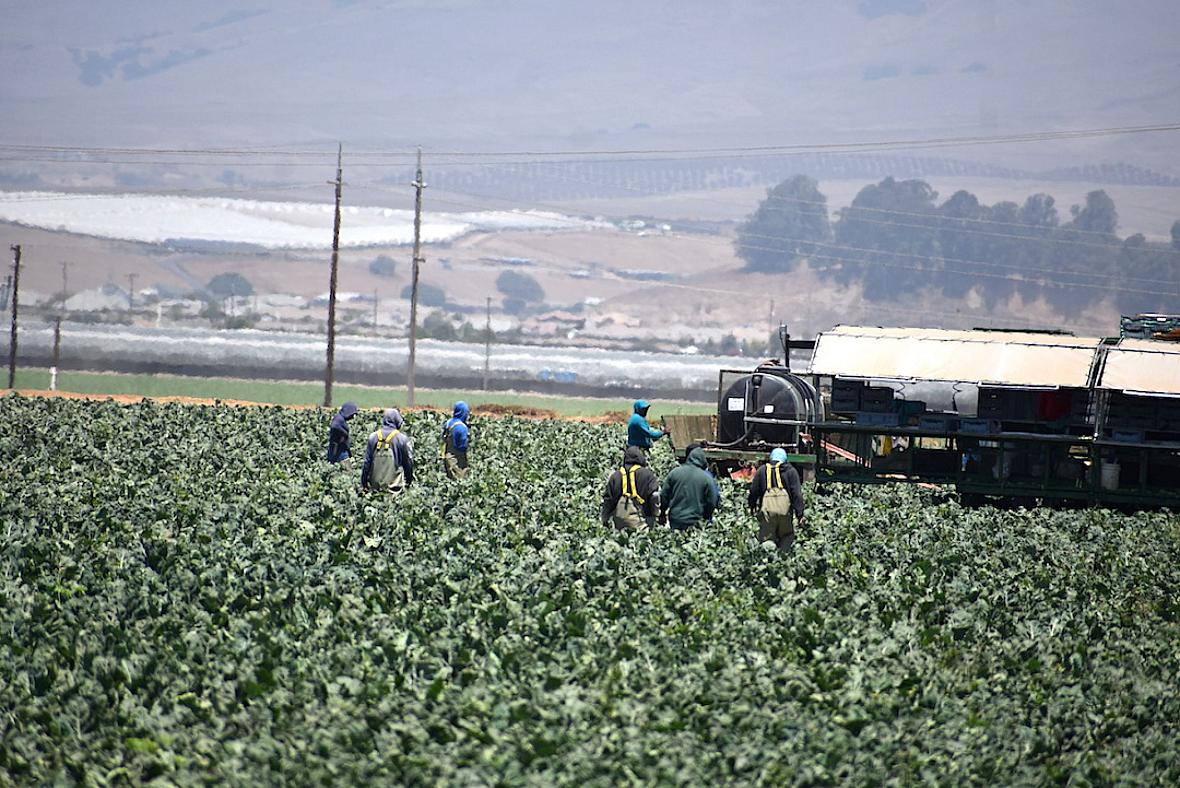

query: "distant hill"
left=1, top=0, right=1177, bottom=173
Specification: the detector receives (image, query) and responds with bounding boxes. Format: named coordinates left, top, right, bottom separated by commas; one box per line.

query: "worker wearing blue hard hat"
left=627, top=399, right=666, bottom=452
left=748, top=447, right=805, bottom=550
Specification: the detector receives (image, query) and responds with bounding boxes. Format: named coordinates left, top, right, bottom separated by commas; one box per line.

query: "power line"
left=0, top=183, right=325, bottom=201
left=364, top=183, right=1180, bottom=291
left=2, top=178, right=1169, bottom=259
left=3, top=122, right=1178, bottom=160
left=5, top=178, right=1171, bottom=293
left=327, top=186, right=1180, bottom=302
left=731, top=239, right=1180, bottom=300
left=732, top=229, right=1180, bottom=287
left=749, top=192, right=1177, bottom=251
left=514, top=158, right=1178, bottom=249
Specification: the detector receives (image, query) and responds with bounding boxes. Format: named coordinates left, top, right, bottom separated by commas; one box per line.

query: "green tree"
left=936, top=190, right=986, bottom=299
left=369, top=255, right=397, bottom=278
left=1020, top=193, right=1059, bottom=228
left=422, top=310, right=458, bottom=340
left=207, top=272, right=254, bottom=298
left=835, top=177, right=940, bottom=299
left=502, top=297, right=528, bottom=315
left=401, top=283, right=446, bottom=307
left=496, top=271, right=545, bottom=304
left=736, top=175, right=831, bottom=273
left=1069, top=190, right=1118, bottom=236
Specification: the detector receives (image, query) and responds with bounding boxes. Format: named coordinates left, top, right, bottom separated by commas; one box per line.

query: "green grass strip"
left=11, top=368, right=712, bottom=417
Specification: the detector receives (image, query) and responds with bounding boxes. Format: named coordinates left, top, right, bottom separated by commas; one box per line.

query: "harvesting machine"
left=664, top=316, right=1180, bottom=508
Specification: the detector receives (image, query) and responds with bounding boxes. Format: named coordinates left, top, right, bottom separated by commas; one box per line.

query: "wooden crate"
left=661, top=414, right=716, bottom=453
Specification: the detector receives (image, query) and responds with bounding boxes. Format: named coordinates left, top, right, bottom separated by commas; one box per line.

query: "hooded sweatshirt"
left=601, top=446, right=661, bottom=523
left=443, top=401, right=470, bottom=453
left=660, top=447, right=719, bottom=528
left=326, top=401, right=359, bottom=463
left=361, top=409, right=415, bottom=488
left=627, top=400, right=664, bottom=449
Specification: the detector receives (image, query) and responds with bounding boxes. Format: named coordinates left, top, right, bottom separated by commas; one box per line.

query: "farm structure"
left=666, top=319, right=1180, bottom=508
left=808, top=325, right=1180, bottom=508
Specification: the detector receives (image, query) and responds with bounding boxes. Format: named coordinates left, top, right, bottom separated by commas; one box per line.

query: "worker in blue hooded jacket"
left=627, top=399, right=665, bottom=452
left=441, top=401, right=471, bottom=479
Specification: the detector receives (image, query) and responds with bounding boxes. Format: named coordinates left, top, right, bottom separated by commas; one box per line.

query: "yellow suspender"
left=767, top=462, right=784, bottom=489
left=377, top=429, right=399, bottom=451
left=620, top=466, right=646, bottom=504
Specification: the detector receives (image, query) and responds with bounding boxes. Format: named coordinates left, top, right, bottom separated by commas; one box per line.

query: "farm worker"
left=361, top=409, right=415, bottom=493
left=601, top=446, right=661, bottom=529
left=441, top=401, right=471, bottom=479
left=747, top=448, right=805, bottom=551
left=682, top=441, right=721, bottom=519
left=627, top=399, right=665, bottom=452
left=325, top=401, right=359, bottom=463
left=658, top=446, right=719, bottom=531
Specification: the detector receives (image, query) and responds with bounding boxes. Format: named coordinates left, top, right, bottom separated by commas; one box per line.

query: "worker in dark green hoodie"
left=658, top=446, right=719, bottom=531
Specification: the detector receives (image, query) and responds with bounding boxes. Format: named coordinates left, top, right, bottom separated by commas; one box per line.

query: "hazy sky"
left=1, top=1, right=1178, bottom=164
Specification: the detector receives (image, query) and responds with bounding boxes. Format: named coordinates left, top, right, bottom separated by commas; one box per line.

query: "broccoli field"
left=1, top=395, right=1178, bottom=785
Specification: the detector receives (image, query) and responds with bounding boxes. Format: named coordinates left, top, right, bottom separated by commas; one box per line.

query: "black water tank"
left=717, top=369, right=817, bottom=446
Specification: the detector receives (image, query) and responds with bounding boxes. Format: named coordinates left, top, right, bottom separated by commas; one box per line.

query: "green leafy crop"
left=0, top=395, right=1177, bottom=785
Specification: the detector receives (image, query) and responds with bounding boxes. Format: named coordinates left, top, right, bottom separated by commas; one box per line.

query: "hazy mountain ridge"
left=2, top=0, right=1177, bottom=163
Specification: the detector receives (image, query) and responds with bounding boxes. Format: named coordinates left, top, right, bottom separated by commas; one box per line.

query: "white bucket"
left=1100, top=460, right=1120, bottom=491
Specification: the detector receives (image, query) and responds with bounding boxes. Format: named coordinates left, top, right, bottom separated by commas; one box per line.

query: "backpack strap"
left=767, top=462, right=784, bottom=490
left=620, top=466, right=646, bottom=504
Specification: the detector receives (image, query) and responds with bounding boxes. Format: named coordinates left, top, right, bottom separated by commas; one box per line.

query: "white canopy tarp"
left=1097, top=339, right=1180, bottom=396
left=808, top=325, right=1102, bottom=388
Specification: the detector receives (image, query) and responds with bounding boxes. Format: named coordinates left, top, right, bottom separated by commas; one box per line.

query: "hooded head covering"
left=633, top=399, right=650, bottom=414
left=770, top=448, right=788, bottom=463
left=622, top=445, right=647, bottom=467
left=339, top=401, right=358, bottom=420
left=382, top=408, right=404, bottom=430
left=687, top=446, right=709, bottom=469
left=452, top=401, right=470, bottom=423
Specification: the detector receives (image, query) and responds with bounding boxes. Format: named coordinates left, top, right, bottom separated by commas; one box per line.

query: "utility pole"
left=49, top=317, right=61, bottom=391
left=324, top=143, right=343, bottom=408
left=59, top=261, right=70, bottom=309
left=8, top=245, right=21, bottom=389
left=126, top=273, right=138, bottom=310
left=482, top=296, right=491, bottom=391
left=372, top=288, right=378, bottom=333
left=406, top=147, right=426, bottom=407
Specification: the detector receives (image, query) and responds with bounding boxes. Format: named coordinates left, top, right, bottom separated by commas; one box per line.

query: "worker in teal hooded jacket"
left=659, top=446, right=719, bottom=531
left=627, top=399, right=665, bottom=451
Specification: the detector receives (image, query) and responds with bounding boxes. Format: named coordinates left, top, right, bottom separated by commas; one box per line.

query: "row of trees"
left=393, top=270, right=547, bottom=316
left=737, top=175, right=1180, bottom=314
